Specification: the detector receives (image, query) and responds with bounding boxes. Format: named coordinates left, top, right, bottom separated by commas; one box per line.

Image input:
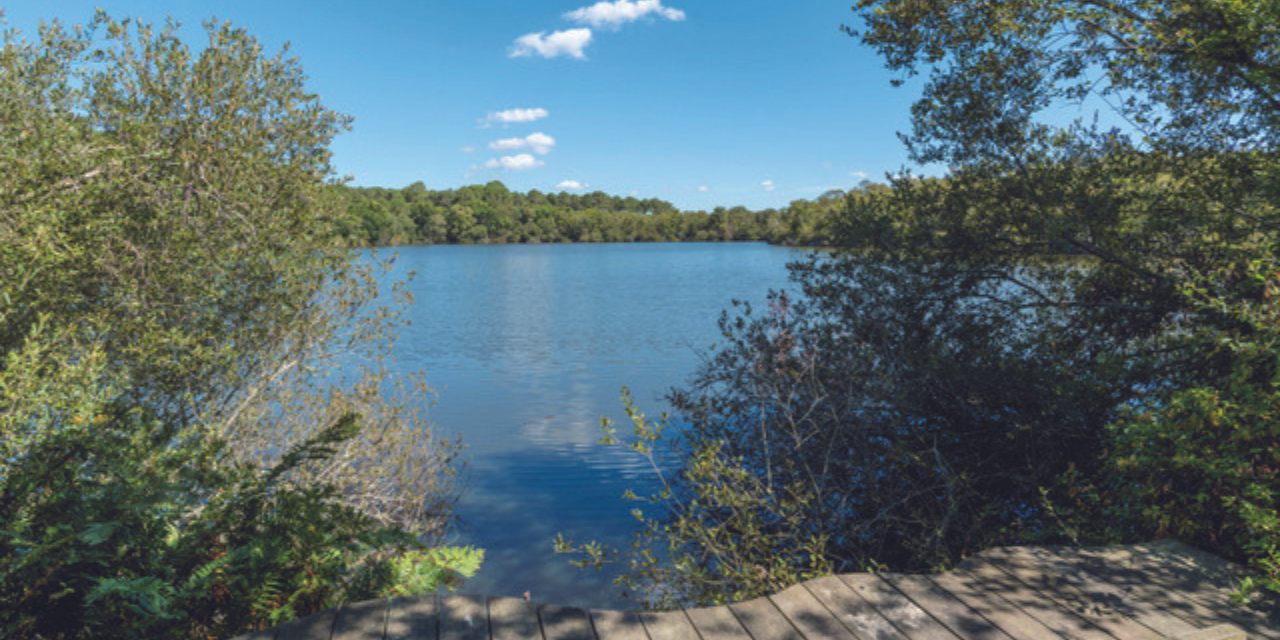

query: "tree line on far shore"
left=334, top=180, right=878, bottom=247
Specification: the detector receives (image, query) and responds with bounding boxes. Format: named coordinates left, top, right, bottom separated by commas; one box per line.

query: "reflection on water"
left=378, top=243, right=805, bottom=608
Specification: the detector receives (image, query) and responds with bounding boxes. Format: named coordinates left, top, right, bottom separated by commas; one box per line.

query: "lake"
left=377, top=242, right=808, bottom=608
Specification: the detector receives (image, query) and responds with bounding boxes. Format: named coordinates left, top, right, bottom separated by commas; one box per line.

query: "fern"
left=387, top=546, right=485, bottom=596
left=86, top=577, right=182, bottom=621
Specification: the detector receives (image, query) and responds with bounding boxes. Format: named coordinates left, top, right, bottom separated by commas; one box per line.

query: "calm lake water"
left=376, top=242, right=807, bottom=608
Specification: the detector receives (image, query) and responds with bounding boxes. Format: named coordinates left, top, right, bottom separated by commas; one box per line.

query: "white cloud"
left=484, top=154, right=545, bottom=171
left=460, top=146, right=478, bottom=154
left=761, top=180, right=776, bottom=192
left=525, top=132, right=556, bottom=154
left=510, top=29, right=593, bottom=59
left=482, top=108, right=550, bottom=126
left=565, top=0, right=685, bottom=29
left=490, top=138, right=526, bottom=151
left=697, top=185, right=710, bottom=192
left=850, top=170, right=869, bottom=180
left=557, top=180, right=587, bottom=191
left=489, top=132, right=556, bottom=155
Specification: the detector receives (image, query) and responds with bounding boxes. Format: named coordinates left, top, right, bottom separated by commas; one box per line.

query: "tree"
left=0, top=13, right=473, bottom=638
left=843, top=4, right=1278, bottom=596
left=849, top=0, right=1279, bottom=164
left=562, top=0, right=1280, bottom=607
left=334, top=180, right=840, bottom=247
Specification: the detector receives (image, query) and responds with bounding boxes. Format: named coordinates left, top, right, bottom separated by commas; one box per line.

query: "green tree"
left=445, top=204, right=476, bottom=242
left=1103, top=255, right=1280, bottom=597
left=0, top=13, right=473, bottom=638
left=562, top=0, right=1280, bottom=608
left=850, top=0, right=1279, bottom=163
left=845, top=1, right=1279, bottom=591
left=331, top=180, right=846, bottom=247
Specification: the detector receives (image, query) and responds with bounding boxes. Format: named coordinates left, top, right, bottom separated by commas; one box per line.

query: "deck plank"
left=982, top=546, right=1195, bottom=639
left=274, top=609, right=339, bottom=640
left=540, top=604, right=597, bottom=640
left=1101, top=541, right=1280, bottom=639
left=1037, top=546, right=1211, bottom=630
left=769, top=581, right=862, bottom=640
left=841, top=574, right=960, bottom=640
left=928, top=571, right=1065, bottom=640
left=590, top=609, right=649, bottom=640
left=685, top=604, right=753, bottom=639
left=386, top=596, right=438, bottom=640
left=978, top=547, right=1162, bottom=640
left=638, top=610, right=699, bottom=640
left=729, top=595, right=805, bottom=640
left=1173, top=624, right=1249, bottom=640
left=803, top=574, right=908, bottom=640
left=1046, top=544, right=1280, bottom=640
left=957, top=558, right=1112, bottom=640
left=330, top=599, right=389, bottom=640
left=995, top=546, right=1195, bottom=636
left=488, top=597, right=540, bottom=640
left=878, top=574, right=1012, bottom=640
left=439, top=595, right=489, bottom=640
left=385, top=596, right=438, bottom=640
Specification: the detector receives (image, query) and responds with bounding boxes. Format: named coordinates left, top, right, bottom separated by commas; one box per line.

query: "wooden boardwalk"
left=232, top=540, right=1277, bottom=640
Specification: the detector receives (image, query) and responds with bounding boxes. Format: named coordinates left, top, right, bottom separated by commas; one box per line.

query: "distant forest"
left=334, top=180, right=881, bottom=247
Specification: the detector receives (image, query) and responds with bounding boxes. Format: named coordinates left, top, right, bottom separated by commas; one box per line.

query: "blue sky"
left=2, top=1, right=924, bottom=210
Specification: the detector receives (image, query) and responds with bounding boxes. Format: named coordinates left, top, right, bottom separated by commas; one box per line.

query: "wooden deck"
left=231, top=540, right=1278, bottom=640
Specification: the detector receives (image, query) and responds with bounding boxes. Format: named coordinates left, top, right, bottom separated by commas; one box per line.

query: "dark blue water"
left=377, top=243, right=806, bottom=608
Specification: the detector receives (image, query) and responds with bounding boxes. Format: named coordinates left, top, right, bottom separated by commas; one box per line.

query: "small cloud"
left=481, top=108, right=550, bottom=127
left=460, top=146, right=478, bottom=154
left=557, top=180, right=587, bottom=191
left=511, top=29, right=593, bottom=60
left=525, top=132, right=556, bottom=154
left=565, top=0, right=686, bottom=29
left=849, top=170, right=868, bottom=180
left=484, top=154, right=545, bottom=171
left=489, top=132, right=556, bottom=155
left=490, top=138, right=526, bottom=151
left=697, top=185, right=710, bottom=192
left=761, top=180, right=776, bottom=192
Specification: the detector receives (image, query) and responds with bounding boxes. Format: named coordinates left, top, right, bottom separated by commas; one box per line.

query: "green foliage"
left=848, top=0, right=1280, bottom=163
left=577, top=249, right=1134, bottom=606
left=585, top=160, right=1279, bottom=607
left=1104, top=258, right=1280, bottom=594
left=332, top=180, right=860, bottom=247
left=0, top=328, right=468, bottom=638
left=557, top=391, right=836, bottom=608
left=0, top=10, right=353, bottom=422
left=386, top=546, right=485, bottom=597
left=0, top=13, right=472, bottom=639
left=566, top=0, right=1279, bottom=609
left=838, top=0, right=1280, bottom=597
